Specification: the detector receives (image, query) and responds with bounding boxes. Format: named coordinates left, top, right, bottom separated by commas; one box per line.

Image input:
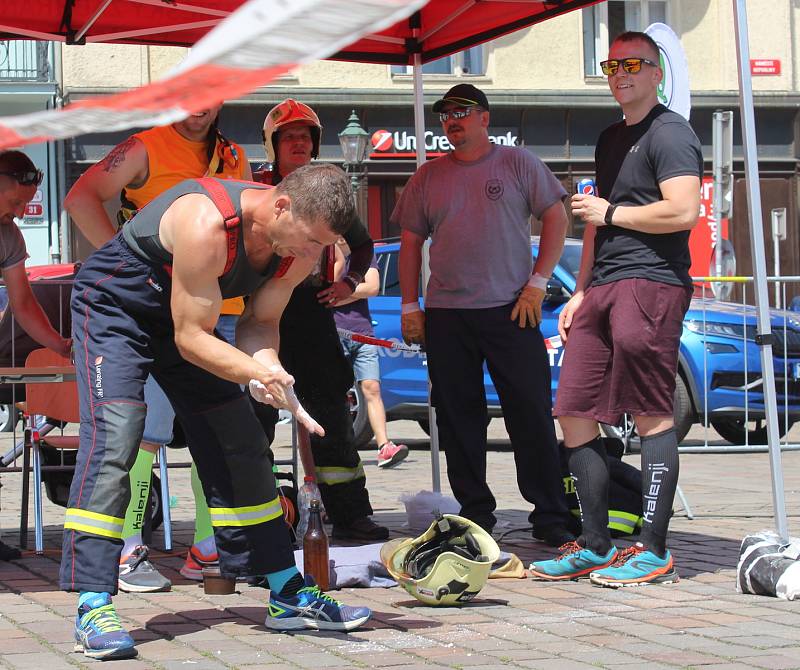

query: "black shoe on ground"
left=332, top=516, right=389, bottom=542
left=532, top=525, right=577, bottom=547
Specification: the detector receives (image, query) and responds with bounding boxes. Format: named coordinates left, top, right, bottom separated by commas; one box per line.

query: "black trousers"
left=425, top=303, right=571, bottom=531
left=275, top=284, right=372, bottom=525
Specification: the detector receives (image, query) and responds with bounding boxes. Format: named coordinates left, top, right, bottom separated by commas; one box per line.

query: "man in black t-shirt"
left=531, top=31, right=702, bottom=588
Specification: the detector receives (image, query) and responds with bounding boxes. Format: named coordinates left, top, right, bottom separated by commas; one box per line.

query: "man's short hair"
left=611, top=31, right=660, bottom=63
left=275, top=163, right=355, bottom=235
left=0, top=150, right=37, bottom=192
left=0, top=150, right=36, bottom=174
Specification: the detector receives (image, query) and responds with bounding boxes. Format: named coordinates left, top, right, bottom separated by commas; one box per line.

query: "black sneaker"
left=332, top=517, right=389, bottom=541
left=532, top=525, right=577, bottom=548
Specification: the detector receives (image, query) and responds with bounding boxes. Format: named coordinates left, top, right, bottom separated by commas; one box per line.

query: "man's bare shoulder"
left=161, top=194, right=228, bottom=270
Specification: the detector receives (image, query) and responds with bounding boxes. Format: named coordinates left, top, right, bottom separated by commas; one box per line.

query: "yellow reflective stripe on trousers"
left=608, top=510, right=640, bottom=534
left=315, top=463, right=365, bottom=485
left=209, top=496, right=283, bottom=527
left=64, top=508, right=125, bottom=539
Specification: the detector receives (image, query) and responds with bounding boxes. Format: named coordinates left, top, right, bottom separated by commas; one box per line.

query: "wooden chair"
left=20, top=348, right=172, bottom=553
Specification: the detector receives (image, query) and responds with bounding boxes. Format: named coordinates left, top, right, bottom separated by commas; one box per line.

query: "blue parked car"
left=346, top=237, right=800, bottom=447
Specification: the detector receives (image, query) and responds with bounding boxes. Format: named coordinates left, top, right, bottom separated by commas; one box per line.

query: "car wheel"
left=346, top=384, right=374, bottom=448
left=0, top=403, right=20, bottom=432
left=601, top=415, right=640, bottom=452
left=710, top=416, right=789, bottom=445
left=601, top=374, right=694, bottom=452
left=149, top=473, right=164, bottom=532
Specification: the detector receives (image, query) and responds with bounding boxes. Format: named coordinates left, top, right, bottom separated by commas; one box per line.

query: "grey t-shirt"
left=391, top=144, right=566, bottom=309
left=0, top=222, right=28, bottom=270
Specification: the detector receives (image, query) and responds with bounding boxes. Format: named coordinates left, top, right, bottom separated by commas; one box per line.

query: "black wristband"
left=604, top=204, right=617, bottom=227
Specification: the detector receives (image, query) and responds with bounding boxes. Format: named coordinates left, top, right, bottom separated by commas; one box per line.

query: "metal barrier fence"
left=675, top=275, right=800, bottom=454
left=0, top=40, right=52, bottom=81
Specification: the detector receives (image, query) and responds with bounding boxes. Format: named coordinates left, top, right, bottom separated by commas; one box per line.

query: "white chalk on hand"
left=249, top=378, right=324, bottom=436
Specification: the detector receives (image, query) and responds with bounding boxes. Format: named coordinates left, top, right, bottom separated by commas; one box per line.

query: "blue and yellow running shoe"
left=265, top=575, right=371, bottom=632
left=589, top=542, right=679, bottom=588
left=74, top=593, right=137, bottom=660
left=529, top=541, right=618, bottom=581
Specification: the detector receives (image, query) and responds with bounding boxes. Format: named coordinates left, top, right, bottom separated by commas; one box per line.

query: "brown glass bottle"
left=303, top=499, right=330, bottom=591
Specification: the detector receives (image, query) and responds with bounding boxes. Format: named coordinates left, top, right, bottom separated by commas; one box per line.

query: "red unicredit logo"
left=371, top=129, right=393, bottom=152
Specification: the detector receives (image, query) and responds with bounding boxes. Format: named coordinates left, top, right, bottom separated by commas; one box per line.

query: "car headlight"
left=685, top=320, right=754, bottom=340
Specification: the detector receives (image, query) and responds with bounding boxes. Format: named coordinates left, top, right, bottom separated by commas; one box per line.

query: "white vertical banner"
left=646, top=22, right=691, bottom=121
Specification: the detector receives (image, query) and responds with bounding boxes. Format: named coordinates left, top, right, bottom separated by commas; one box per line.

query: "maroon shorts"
left=553, top=278, right=692, bottom=425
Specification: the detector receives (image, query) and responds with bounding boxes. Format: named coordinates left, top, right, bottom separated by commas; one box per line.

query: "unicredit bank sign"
left=369, top=127, right=518, bottom=158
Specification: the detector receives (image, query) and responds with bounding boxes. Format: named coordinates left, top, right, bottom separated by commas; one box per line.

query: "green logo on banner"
left=657, top=52, right=668, bottom=104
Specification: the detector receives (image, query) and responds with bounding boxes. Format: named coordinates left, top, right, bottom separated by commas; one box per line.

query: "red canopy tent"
left=0, top=1, right=599, bottom=56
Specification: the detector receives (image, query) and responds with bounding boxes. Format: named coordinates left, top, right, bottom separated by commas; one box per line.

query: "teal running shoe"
left=265, top=575, right=371, bottom=632
left=589, top=543, right=678, bottom=588
left=529, top=541, right=618, bottom=581
left=73, top=593, right=137, bottom=660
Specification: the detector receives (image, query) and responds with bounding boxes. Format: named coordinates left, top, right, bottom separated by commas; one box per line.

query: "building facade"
left=0, top=40, right=62, bottom=265
left=3, top=0, right=798, bottom=273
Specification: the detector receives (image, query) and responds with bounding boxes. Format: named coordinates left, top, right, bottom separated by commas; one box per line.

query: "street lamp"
left=338, top=110, right=369, bottom=192
left=338, top=110, right=370, bottom=223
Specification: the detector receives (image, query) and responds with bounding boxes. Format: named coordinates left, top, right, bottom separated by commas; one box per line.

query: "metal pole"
left=733, top=0, right=789, bottom=541
left=773, top=235, right=780, bottom=308
left=412, top=54, right=441, bottom=493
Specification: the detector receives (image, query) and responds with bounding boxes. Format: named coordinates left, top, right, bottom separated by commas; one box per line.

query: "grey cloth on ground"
left=391, top=144, right=567, bottom=309
left=0, top=222, right=28, bottom=269
left=294, top=543, right=396, bottom=588
left=293, top=544, right=517, bottom=588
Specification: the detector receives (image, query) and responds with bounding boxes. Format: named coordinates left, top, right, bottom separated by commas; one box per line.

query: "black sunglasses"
left=600, top=57, right=658, bottom=76
left=0, top=169, right=44, bottom=187
left=438, top=107, right=482, bottom=123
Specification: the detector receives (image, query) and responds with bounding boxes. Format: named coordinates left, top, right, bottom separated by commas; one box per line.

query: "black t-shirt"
left=592, top=104, right=703, bottom=287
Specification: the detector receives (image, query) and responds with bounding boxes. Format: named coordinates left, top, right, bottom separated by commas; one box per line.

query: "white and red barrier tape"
left=337, top=328, right=422, bottom=354
left=337, top=329, right=563, bottom=354
left=0, top=0, right=425, bottom=150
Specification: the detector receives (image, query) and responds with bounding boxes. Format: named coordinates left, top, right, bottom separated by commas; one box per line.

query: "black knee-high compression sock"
left=567, top=435, right=612, bottom=555
left=638, top=427, right=680, bottom=558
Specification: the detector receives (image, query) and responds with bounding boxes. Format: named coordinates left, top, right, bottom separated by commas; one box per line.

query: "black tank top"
left=122, top=178, right=283, bottom=298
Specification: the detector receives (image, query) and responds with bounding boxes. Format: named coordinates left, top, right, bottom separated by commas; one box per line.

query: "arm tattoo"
left=98, top=137, right=137, bottom=173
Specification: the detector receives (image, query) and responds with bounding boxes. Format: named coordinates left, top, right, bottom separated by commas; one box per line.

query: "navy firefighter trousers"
left=59, top=234, right=294, bottom=594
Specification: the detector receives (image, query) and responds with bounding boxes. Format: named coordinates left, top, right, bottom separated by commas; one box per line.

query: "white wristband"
left=526, top=273, right=549, bottom=291
left=401, top=302, right=422, bottom=314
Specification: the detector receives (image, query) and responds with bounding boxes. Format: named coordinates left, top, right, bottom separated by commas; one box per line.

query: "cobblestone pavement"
left=0, top=420, right=798, bottom=669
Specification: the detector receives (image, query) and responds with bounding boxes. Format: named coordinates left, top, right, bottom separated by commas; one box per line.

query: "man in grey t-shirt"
left=0, top=151, right=70, bottom=359
left=392, top=84, right=574, bottom=545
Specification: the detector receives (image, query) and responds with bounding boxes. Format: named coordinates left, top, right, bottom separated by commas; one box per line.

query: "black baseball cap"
left=432, top=84, right=490, bottom=113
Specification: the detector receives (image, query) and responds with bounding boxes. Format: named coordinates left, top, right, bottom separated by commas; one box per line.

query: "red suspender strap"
left=197, top=177, right=240, bottom=276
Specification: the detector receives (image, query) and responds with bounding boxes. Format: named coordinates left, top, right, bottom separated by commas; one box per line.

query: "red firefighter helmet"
left=262, top=98, right=322, bottom=164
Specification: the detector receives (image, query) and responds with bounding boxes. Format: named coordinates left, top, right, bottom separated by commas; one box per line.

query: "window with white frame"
left=583, top=0, right=668, bottom=77
left=390, top=44, right=484, bottom=76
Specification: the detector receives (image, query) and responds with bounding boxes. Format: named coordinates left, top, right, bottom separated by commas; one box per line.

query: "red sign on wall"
left=750, top=59, right=781, bottom=75
left=689, top=177, right=729, bottom=282
left=25, top=203, right=43, bottom=217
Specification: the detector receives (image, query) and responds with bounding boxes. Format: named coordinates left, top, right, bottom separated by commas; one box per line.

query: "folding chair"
left=20, top=348, right=172, bottom=553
